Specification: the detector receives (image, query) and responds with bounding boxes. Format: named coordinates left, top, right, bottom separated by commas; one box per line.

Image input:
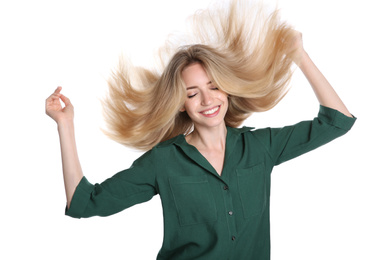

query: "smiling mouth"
left=200, top=105, right=220, bottom=116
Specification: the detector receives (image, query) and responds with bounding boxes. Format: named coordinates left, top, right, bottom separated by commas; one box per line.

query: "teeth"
left=202, top=106, right=219, bottom=115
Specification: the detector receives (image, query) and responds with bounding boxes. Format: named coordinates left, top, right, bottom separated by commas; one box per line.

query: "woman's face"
left=181, top=63, right=228, bottom=130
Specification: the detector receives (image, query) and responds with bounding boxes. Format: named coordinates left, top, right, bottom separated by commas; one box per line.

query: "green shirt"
left=66, top=105, right=356, bottom=260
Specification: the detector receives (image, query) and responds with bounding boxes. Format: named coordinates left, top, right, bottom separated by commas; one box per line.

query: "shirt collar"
left=156, top=126, right=254, bottom=148
left=156, top=126, right=254, bottom=178
left=224, top=126, right=253, bottom=162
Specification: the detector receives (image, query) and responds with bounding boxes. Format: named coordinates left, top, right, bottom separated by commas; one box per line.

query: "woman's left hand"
left=289, top=31, right=305, bottom=65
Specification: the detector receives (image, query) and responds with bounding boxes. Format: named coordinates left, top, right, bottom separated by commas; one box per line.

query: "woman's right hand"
left=45, top=87, right=74, bottom=124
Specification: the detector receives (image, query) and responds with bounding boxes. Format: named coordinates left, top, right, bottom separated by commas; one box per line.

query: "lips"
left=200, top=105, right=220, bottom=117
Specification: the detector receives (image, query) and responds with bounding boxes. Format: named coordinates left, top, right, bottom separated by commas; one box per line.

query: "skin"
left=45, top=31, right=353, bottom=207
left=181, top=63, right=229, bottom=175
left=46, top=87, right=83, bottom=208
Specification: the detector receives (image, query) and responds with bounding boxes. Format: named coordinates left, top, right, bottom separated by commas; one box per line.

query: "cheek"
left=183, top=99, right=196, bottom=113
left=217, top=93, right=229, bottom=103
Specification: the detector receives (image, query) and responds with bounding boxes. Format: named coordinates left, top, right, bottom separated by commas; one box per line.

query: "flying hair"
left=102, top=0, right=300, bottom=151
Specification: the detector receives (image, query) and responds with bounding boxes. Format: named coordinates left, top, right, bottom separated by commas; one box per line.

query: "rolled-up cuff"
left=318, top=105, right=356, bottom=131
left=65, top=176, right=94, bottom=218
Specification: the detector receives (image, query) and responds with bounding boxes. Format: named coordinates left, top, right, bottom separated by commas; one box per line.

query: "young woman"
left=46, top=1, right=356, bottom=259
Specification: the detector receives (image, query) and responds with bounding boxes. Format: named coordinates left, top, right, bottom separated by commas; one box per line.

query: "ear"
left=179, top=107, right=186, bottom=112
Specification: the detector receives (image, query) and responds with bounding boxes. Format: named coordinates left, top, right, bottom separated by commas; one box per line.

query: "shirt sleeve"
left=65, top=150, right=158, bottom=218
left=253, top=105, right=356, bottom=166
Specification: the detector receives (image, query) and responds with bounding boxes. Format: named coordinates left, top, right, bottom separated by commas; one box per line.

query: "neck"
left=186, top=124, right=227, bottom=151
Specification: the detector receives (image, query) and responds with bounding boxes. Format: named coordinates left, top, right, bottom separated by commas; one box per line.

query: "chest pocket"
left=169, top=175, right=217, bottom=226
left=236, top=163, right=267, bottom=219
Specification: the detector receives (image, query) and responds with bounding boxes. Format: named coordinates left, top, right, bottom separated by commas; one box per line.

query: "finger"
left=46, top=87, right=62, bottom=102
left=60, top=94, right=72, bottom=106
left=54, top=86, right=62, bottom=94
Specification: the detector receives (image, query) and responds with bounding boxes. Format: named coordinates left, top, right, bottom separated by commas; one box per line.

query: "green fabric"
left=66, top=105, right=356, bottom=260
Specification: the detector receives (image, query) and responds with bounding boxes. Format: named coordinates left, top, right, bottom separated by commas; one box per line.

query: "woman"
left=46, top=1, right=355, bottom=259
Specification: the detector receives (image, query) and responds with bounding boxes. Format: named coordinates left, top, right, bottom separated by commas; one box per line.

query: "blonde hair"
left=103, top=0, right=299, bottom=151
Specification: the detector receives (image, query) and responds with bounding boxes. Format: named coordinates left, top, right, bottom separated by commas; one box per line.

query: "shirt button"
left=232, top=236, right=236, bottom=241
left=228, top=211, right=233, bottom=216
left=223, top=185, right=229, bottom=190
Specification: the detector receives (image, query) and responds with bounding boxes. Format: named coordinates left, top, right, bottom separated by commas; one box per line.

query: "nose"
left=201, top=90, right=213, bottom=106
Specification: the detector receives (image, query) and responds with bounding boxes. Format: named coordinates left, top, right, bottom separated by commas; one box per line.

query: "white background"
left=1, top=0, right=389, bottom=259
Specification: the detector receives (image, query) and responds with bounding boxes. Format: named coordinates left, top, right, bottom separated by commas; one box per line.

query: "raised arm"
left=292, top=32, right=353, bottom=118
left=46, top=87, right=83, bottom=208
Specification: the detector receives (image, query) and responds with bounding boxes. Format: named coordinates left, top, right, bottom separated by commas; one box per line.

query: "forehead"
left=182, top=63, right=211, bottom=86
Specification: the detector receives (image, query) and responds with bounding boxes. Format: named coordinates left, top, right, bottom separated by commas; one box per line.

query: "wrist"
left=57, top=118, right=75, bottom=131
left=297, top=51, right=310, bottom=70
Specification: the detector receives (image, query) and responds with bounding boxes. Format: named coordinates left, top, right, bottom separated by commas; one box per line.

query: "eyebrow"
left=186, top=81, right=213, bottom=90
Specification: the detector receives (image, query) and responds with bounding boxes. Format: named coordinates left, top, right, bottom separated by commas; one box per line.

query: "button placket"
left=221, top=183, right=237, bottom=244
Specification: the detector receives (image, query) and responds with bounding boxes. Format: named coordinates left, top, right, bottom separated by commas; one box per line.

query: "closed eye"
left=209, top=81, right=218, bottom=90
